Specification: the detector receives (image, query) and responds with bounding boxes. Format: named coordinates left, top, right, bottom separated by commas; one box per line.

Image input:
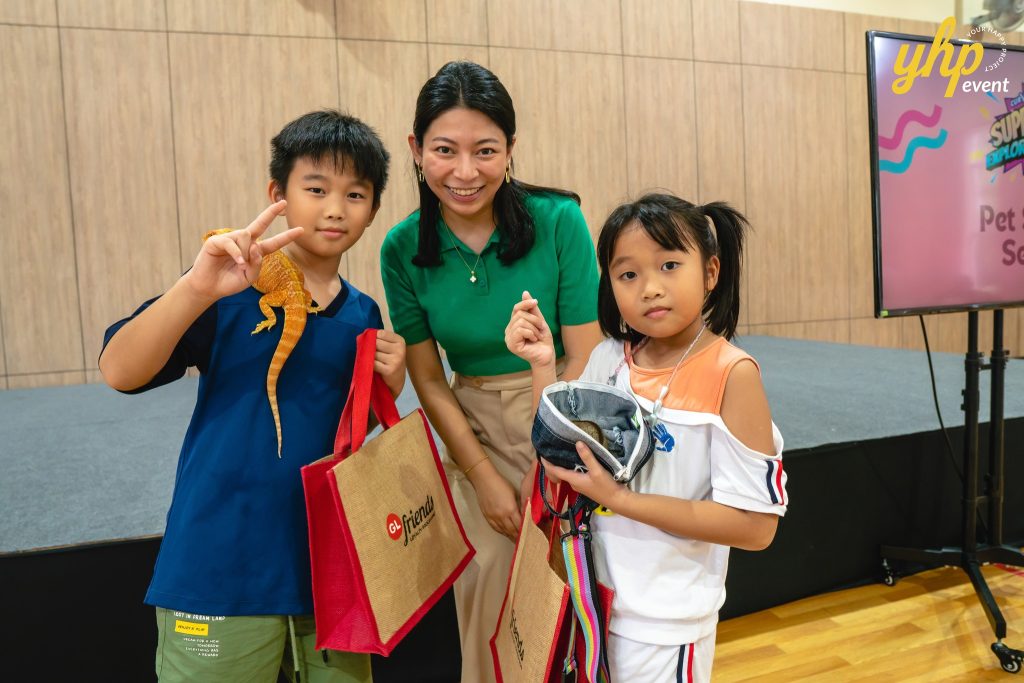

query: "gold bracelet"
left=463, top=455, right=489, bottom=476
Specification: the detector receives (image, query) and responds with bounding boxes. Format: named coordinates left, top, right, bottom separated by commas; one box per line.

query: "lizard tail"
left=267, top=304, right=306, bottom=457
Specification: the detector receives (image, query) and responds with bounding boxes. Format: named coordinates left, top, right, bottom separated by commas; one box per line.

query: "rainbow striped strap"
left=561, top=511, right=611, bottom=683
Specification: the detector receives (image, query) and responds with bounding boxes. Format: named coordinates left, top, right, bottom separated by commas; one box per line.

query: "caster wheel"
left=993, top=642, right=1023, bottom=673
left=881, top=559, right=897, bottom=586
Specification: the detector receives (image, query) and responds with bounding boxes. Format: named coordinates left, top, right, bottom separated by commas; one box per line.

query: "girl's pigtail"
left=700, top=202, right=748, bottom=340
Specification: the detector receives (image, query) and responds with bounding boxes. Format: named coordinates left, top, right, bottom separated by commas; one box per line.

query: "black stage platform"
left=3, top=336, right=1023, bottom=681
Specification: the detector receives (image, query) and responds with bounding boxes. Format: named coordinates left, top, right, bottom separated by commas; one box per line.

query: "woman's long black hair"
left=596, top=193, right=748, bottom=342
left=411, top=61, right=579, bottom=267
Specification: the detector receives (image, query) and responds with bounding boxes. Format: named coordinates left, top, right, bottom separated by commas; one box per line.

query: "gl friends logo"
left=386, top=495, right=436, bottom=546
left=385, top=513, right=403, bottom=541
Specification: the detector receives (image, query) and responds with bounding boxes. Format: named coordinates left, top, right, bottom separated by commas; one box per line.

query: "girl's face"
left=409, top=107, right=514, bottom=230
left=608, top=223, right=719, bottom=346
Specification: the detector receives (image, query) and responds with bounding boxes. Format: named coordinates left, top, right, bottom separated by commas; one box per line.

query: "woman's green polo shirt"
left=380, top=192, right=599, bottom=376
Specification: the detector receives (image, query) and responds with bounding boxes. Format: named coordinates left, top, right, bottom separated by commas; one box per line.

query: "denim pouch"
left=532, top=380, right=655, bottom=483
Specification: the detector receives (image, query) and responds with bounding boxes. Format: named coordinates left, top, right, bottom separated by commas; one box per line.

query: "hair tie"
left=705, top=212, right=718, bottom=245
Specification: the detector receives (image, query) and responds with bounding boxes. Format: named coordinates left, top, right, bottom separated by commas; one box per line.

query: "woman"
left=379, top=61, right=602, bottom=682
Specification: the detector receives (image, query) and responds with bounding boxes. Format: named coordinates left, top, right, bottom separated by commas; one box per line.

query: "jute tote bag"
left=302, top=329, right=474, bottom=655
left=490, top=471, right=613, bottom=682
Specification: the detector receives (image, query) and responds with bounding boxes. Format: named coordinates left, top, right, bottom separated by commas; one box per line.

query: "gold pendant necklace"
left=440, top=213, right=483, bottom=284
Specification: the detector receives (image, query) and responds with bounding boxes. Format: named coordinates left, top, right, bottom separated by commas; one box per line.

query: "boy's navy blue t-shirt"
left=102, top=278, right=383, bottom=616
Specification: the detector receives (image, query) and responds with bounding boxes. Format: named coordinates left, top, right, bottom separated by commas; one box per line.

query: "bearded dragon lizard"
left=204, top=229, right=321, bottom=457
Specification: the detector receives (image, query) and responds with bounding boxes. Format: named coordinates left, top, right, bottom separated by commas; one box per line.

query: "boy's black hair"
left=596, top=193, right=748, bottom=342
left=269, top=109, right=390, bottom=207
left=410, top=61, right=580, bottom=267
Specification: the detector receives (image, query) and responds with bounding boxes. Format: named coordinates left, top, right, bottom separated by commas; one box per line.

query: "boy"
left=99, top=110, right=404, bottom=683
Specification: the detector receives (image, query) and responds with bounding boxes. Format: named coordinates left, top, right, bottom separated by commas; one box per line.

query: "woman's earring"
left=416, top=164, right=425, bottom=183
left=505, top=164, right=512, bottom=184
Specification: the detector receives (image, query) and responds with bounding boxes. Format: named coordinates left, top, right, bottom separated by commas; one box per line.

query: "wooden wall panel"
left=1006, top=309, right=1022, bottom=357
left=897, top=307, right=1022, bottom=356
left=486, top=0, right=620, bottom=54
left=843, top=13, right=900, bottom=74
left=426, top=0, right=487, bottom=46
left=546, top=0, right=620, bottom=54
left=850, top=317, right=903, bottom=348
left=739, top=1, right=844, bottom=72
left=61, top=28, right=179, bottom=369
left=845, top=74, right=874, bottom=319
left=167, top=0, right=335, bottom=37
left=337, top=40, right=428, bottom=311
left=747, top=319, right=851, bottom=344
left=904, top=312, right=973, bottom=354
left=335, top=0, right=424, bottom=42
left=0, top=26, right=81, bottom=379
left=624, top=57, right=697, bottom=200
left=621, top=0, right=693, bottom=59
left=692, top=0, right=739, bottom=63
left=743, top=66, right=847, bottom=326
left=897, top=20, right=938, bottom=39
left=8, top=371, right=87, bottom=389
left=694, top=62, right=745, bottom=210
left=490, top=48, right=627, bottom=237
left=428, top=44, right=489, bottom=73
left=0, top=0, right=54, bottom=24
left=694, top=61, right=747, bottom=327
left=169, top=33, right=340, bottom=269
left=57, top=0, right=165, bottom=30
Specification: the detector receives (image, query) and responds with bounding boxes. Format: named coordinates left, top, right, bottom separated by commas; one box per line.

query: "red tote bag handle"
left=333, top=329, right=402, bottom=457
left=530, top=461, right=571, bottom=527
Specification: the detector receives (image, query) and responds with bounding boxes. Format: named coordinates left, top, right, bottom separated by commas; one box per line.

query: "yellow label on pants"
left=174, top=620, right=209, bottom=636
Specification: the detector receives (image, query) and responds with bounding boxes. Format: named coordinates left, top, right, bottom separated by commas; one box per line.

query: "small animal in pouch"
left=571, top=420, right=607, bottom=448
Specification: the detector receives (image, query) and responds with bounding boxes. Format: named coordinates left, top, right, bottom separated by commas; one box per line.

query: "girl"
left=506, top=193, right=788, bottom=683
left=379, top=61, right=602, bottom=683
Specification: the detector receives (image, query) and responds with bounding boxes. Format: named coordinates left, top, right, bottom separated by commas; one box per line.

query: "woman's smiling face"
left=413, top=107, right=513, bottom=228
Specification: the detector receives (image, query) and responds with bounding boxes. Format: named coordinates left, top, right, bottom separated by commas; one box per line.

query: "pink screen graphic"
left=871, top=35, right=1024, bottom=315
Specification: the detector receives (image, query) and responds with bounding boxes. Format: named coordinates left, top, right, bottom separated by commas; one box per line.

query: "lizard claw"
left=252, top=319, right=276, bottom=334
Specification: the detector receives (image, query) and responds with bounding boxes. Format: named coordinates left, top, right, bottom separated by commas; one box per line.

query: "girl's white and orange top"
left=580, top=336, right=788, bottom=646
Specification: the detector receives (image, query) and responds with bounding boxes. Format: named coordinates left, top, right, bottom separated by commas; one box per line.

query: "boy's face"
left=269, top=156, right=378, bottom=262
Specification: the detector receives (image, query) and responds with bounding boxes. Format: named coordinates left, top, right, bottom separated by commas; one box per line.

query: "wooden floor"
left=716, top=562, right=1024, bottom=681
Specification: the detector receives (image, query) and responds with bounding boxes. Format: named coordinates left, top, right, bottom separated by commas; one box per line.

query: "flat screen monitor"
left=868, top=28, right=1024, bottom=317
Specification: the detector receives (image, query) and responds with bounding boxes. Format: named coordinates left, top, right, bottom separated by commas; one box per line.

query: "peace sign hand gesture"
left=182, top=200, right=304, bottom=302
